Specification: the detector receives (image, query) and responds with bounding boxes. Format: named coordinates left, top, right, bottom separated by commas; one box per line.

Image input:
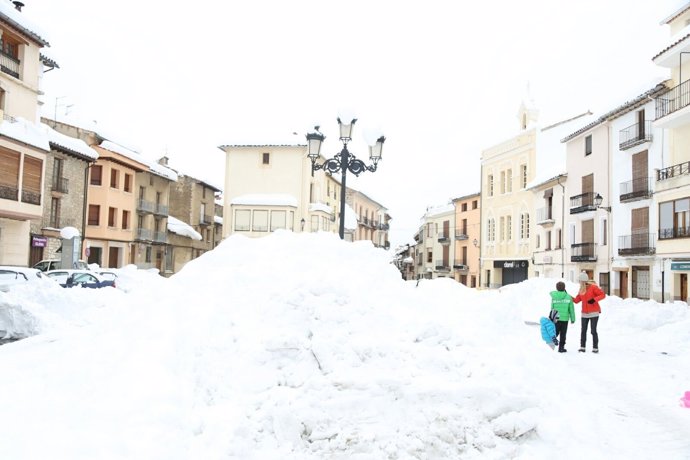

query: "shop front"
left=493, top=260, right=529, bottom=287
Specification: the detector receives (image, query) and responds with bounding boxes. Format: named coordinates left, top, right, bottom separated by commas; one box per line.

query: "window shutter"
left=22, top=156, right=43, bottom=193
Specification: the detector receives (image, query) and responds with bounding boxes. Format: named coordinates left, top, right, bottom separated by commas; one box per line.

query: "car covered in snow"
left=0, top=266, right=48, bottom=293
left=45, top=269, right=116, bottom=289
left=33, top=259, right=89, bottom=272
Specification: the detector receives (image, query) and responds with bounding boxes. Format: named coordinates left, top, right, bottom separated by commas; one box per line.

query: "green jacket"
left=550, top=290, right=575, bottom=323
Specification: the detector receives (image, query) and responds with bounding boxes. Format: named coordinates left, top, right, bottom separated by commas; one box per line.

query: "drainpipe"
left=81, top=162, right=95, bottom=258
left=556, top=175, right=565, bottom=279
left=478, top=162, right=484, bottom=288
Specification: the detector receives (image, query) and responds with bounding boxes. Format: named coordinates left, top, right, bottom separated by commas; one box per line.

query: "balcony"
left=154, top=231, right=166, bottom=243
left=571, top=242, right=597, bottom=262
left=437, top=231, right=451, bottom=244
left=135, top=228, right=153, bottom=241
left=618, top=233, right=655, bottom=256
left=570, top=192, right=597, bottom=214
left=44, top=216, right=76, bottom=229
left=659, top=226, right=690, bottom=240
left=435, top=260, right=450, bottom=271
left=154, top=203, right=169, bottom=216
left=377, top=222, right=390, bottom=231
left=453, top=260, right=469, bottom=270
left=619, top=177, right=652, bottom=202
left=21, top=190, right=41, bottom=205
left=0, top=50, right=20, bottom=79
left=655, top=80, right=690, bottom=126
left=51, top=177, right=69, bottom=194
left=199, top=214, right=213, bottom=226
left=657, top=161, right=690, bottom=182
left=137, top=199, right=155, bottom=213
left=536, top=207, right=555, bottom=225
left=455, top=229, right=468, bottom=240
left=619, top=121, right=652, bottom=150
left=0, top=184, right=18, bottom=201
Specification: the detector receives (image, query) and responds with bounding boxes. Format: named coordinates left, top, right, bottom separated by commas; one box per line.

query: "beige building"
left=219, top=142, right=338, bottom=237
left=451, top=193, right=480, bottom=287
left=651, top=3, right=690, bottom=302
left=347, top=188, right=391, bottom=248
left=0, top=4, right=58, bottom=265
left=413, top=204, right=455, bottom=280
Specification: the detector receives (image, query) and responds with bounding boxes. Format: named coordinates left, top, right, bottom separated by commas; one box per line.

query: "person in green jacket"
left=550, top=281, right=576, bottom=353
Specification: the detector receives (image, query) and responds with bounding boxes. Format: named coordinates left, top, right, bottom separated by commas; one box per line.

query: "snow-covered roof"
left=219, top=133, right=307, bottom=149
left=423, top=203, right=454, bottom=219
left=230, top=194, right=298, bottom=207
left=41, top=123, right=97, bottom=161
left=0, top=116, right=49, bottom=151
left=100, top=141, right=178, bottom=181
left=167, top=216, right=202, bottom=241
left=0, top=1, right=50, bottom=46
left=660, top=2, right=690, bottom=25
left=309, top=202, right=333, bottom=214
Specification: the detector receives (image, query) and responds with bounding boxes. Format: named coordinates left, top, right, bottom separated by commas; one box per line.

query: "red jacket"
left=573, top=283, right=605, bottom=314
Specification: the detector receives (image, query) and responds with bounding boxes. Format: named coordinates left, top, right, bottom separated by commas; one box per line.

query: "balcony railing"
left=51, top=177, right=69, bottom=194
left=453, top=260, right=469, bottom=270
left=619, top=121, right=652, bottom=150
left=435, top=260, right=450, bottom=271
left=619, top=177, right=652, bottom=202
left=657, top=161, right=690, bottom=181
left=455, top=229, right=468, bottom=240
left=570, top=192, right=597, bottom=214
left=135, top=228, right=153, bottom=241
left=536, top=207, right=554, bottom=224
left=377, top=222, right=390, bottom=231
left=571, top=242, right=597, bottom=262
left=200, top=214, right=213, bottom=225
left=0, top=50, right=20, bottom=79
left=21, top=190, right=41, bottom=205
left=0, top=184, right=18, bottom=201
left=655, top=80, right=690, bottom=120
left=44, top=216, right=76, bottom=229
left=154, top=203, right=169, bottom=216
left=154, top=231, right=166, bottom=243
left=659, top=226, right=690, bottom=240
left=618, top=233, right=656, bottom=256
left=137, top=199, right=155, bottom=213
left=438, top=231, right=451, bottom=244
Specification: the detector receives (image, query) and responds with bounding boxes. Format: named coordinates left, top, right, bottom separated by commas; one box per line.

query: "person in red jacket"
left=573, top=271, right=605, bottom=353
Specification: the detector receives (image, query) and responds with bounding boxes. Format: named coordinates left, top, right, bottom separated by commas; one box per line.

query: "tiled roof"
left=652, top=33, right=690, bottom=61
left=0, top=9, right=49, bottom=46
left=660, top=3, right=690, bottom=25
left=561, top=82, right=670, bottom=143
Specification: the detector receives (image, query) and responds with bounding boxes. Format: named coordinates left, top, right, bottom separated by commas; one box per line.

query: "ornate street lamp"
left=306, top=118, right=386, bottom=239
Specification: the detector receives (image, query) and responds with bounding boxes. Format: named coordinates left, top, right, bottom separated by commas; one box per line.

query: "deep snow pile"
left=0, top=231, right=689, bottom=459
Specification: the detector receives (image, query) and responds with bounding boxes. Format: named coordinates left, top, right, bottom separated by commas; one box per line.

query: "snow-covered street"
left=0, top=232, right=689, bottom=459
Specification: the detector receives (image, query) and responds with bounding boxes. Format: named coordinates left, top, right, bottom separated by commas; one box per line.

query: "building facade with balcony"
left=529, top=173, right=568, bottom=280
left=346, top=188, right=390, bottom=248
left=651, top=3, right=690, bottom=303
left=451, top=193, right=480, bottom=287
left=413, top=203, right=455, bottom=280
left=0, top=4, right=57, bottom=265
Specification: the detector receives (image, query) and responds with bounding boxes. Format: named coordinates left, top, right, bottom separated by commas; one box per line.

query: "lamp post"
left=306, top=118, right=385, bottom=240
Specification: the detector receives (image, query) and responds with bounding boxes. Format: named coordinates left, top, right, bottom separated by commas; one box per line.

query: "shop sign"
left=671, top=261, right=690, bottom=271
left=32, top=236, right=47, bottom=247
left=493, top=260, right=529, bottom=269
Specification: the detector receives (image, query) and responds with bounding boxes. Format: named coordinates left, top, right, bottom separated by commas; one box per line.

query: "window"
left=461, top=203, right=467, bottom=212
left=146, top=246, right=152, bottom=263
left=53, top=158, right=64, bottom=184
left=271, top=210, right=286, bottom=231
left=0, top=148, right=20, bottom=196
left=311, top=215, right=319, bottom=232
left=50, top=197, right=60, bottom=227
left=124, top=174, right=132, bottom=192
left=556, top=229, right=562, bottom=249
left=500, top=171, right=506, bottom=194
left=500, top=216, right=505, bottom=241
left=110, top=169, right=119, bottom=188
left=262, top=153, right=270, bottom=165
left=122, top=210, right=130, bottom=230
left=165, top=248, right=173, bottom=272
left=585, top=135, right=592, bottom=156
left=546, top=230, right=552, bottom=250
left=202, top=187, right=206, bottom=199
left=427, top=250, right=433, bottom=263
left=507, top=169, right=512, bottom=192
left=322, top=216, right=330, bottom=232
left=659, top=198, right=690, bottom=239
left=137, top=215, right=144, bottom=230
left=536, top=234, right=540, bottom=248
left=488, top=175, right=494, bottom=196
left=521, top=164, right=527, bottom=188
left=519, top=213, right=530, bottom=239
left=601, top=218, right=607, bottom=245
left=252, top=210, right=268, bottom=232
left=235, top=210, right=250, bottom=231
left=108, top=207, right=117, bottom=227
left=472, top=200, right=478, bottom=210
left=1, top=35, right=19, bottom=59
left=88, top=205, right=100, bottom=225
left=21, top=156, right=42, bottom=204
left=506, top=215, right=512, bottom=241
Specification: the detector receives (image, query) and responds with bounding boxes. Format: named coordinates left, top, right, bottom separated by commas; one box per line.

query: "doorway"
left=619, top=271, right=629, bottom=298
left=681, top=274, right=688, bottom=302
left=108, top=246, right=120, bottom=268
left=632, top=266, right=650, bottom=299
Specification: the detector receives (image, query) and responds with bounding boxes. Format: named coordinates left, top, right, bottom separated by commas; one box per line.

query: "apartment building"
left=451, top=193, right=480, bottom=287
left=0, top=3, right=57, bottom=265
left=413, top=204, right=455, bottom=279
left=529, top=173, right=567, bottom=280
left=346, top=188, right=390, bottom=248
left=651, top=3, right=690, bottom=303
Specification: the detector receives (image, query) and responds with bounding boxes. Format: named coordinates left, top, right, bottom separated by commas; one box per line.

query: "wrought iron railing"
left=137, top=199, right=155, bottom=213
left=657, top=161, right=690, bottom=181
left=0, top=184, right=18, bottom=201
left=51, top=177, right=69, bottom=194
left=659, top=226, right=690, bottom=239
left=620, top=176, right=652, bottom=202
left=435, top=260, right=450, bottom=271
left=618, top=233, right=655, bottom=256
left=536, top=206, right=554, bottom=223
left=45, top=216, right=76, bottom=229
left=655, top=80, right=690, bottom=120
left=438, top=231, right=451, bottom=243
left=455, top=229, right=468, bottom=239
left=21, top=190, right=41, bottom=205
left=571, top=242, right=597, bottom=262
left=619, top=121, right=652, bottom=150
left=135, top=228, right=153, bottom=241
left=453, top=260, right=469, bottom=270
left=0, top=50, right=20, bottom=79
left=570, top=192, right=597, bottom=214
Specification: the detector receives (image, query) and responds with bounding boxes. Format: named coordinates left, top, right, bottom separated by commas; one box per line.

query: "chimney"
left=158, top=156, right=169, bottom=166
left=13, top=1, right=24, bottom=11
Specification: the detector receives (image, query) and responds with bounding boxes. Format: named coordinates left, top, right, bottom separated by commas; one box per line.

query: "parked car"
left=0, top=266, right=49, bottom=292
left=33, top=259, right=89, bottom=272
left=96, top=270, right=118, bottom=283
left=45, top=269, right=116, bottom=289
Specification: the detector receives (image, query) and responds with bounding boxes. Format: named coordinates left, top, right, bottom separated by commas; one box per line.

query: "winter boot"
left=578, top=347, right=585, bottom=353
left=592, top=348, right=599, bottom=354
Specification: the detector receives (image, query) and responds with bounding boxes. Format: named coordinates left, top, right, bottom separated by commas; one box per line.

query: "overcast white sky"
left=25, top=0, right=683, bottom=246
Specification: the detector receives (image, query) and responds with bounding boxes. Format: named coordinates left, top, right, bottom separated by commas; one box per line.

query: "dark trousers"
left=580, top=316, right=599, bottom=349
left=555, top=321, right=569, bottom=351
